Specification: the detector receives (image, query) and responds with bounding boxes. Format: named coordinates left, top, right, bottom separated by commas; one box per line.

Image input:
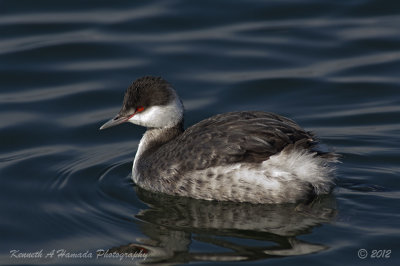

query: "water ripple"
left=1, top=0, right=400, bottom=264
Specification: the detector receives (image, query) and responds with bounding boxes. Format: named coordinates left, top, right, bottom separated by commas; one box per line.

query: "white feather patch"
left=181, top=148, right=334, bottom=203
left=128, top=89, right=183, bottom=128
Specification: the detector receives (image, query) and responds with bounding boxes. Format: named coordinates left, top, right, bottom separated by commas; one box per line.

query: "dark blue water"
left=1, top=0, right=399, bottom=265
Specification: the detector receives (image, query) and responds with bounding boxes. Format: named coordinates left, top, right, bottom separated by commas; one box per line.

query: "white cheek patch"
left=128, top=94, right=183, bottom=128
left=129, top=106, right=163, bottom=127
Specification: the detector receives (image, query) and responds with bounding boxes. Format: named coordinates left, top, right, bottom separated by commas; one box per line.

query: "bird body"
left=100, top=76, right=337, bottom=204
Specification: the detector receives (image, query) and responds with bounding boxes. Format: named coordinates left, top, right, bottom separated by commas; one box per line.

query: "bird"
left=100, top=76, right=337, bottom=204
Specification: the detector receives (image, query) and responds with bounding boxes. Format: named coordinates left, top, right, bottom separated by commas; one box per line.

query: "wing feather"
left=151, top=111, right=314, bottom=172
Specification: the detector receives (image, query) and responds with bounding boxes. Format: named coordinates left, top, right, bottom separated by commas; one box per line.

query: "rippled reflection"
left=109, top=188, right=336, bottom=264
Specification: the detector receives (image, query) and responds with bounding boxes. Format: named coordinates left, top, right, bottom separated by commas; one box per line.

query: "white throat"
left=132, top=128, right=163, bottom=183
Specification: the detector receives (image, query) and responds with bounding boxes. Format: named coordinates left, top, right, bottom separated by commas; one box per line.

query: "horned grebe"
left=100, top=76, right=337, bottom=204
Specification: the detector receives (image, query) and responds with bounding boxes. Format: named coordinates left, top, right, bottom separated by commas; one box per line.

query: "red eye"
left=136, top=106, right=145, bottom=113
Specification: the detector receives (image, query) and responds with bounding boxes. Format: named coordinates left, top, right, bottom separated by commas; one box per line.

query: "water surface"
left=1, top=0, right=399, bottom=265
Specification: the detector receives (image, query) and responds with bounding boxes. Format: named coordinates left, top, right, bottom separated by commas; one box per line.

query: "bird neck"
left=132, top=121, right=184, bottom=180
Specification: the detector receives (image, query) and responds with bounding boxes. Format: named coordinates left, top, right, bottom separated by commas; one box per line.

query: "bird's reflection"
left=110, top=187, right=336, bottom=264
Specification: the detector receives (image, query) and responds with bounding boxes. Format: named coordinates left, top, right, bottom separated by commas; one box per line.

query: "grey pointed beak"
left=99, top=114, right=130, bottom=130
